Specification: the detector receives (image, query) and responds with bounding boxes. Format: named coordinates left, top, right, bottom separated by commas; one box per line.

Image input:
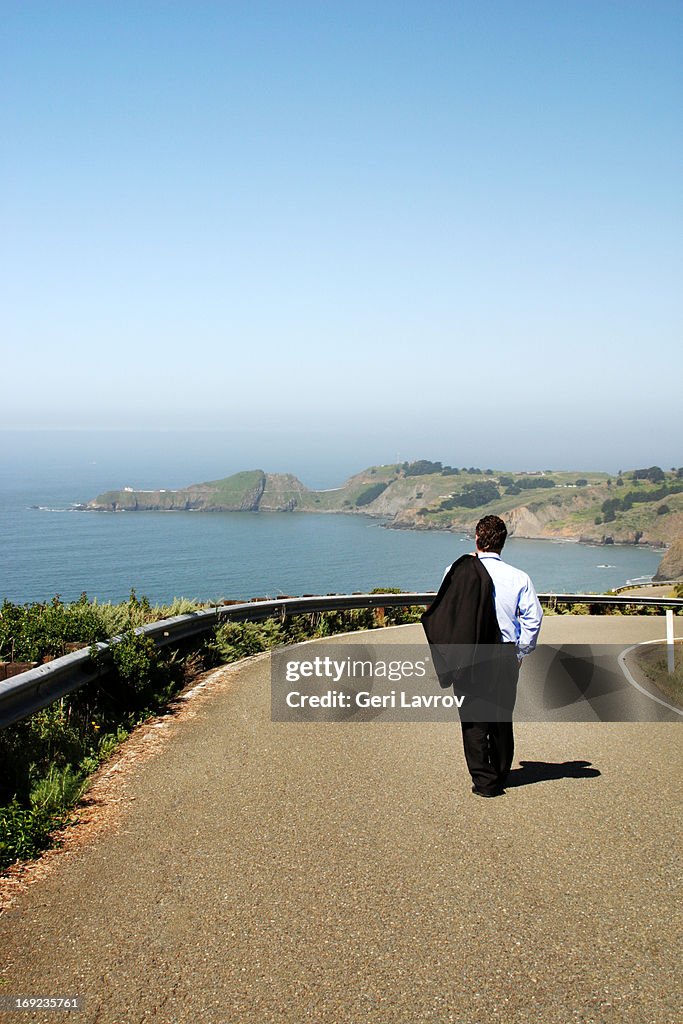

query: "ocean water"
left=0, top=484, right=662, bottom=606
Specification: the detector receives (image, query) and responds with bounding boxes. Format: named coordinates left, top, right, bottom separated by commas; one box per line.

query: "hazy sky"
left=2, top=1, right=681, bottom=472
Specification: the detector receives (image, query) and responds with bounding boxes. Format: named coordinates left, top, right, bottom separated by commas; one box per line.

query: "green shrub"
left=108, top=629, right=160, bottom=695
left=0, top=594, right=108, bottom=663
left=0, top=799, right=55, bottom=864
left=212, top=619, right=284, bottom=661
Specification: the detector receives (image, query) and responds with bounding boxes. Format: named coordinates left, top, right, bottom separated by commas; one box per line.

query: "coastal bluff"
left=87, top=461, right=683, bottom=549
left=88, top=471, right=311, bottom=513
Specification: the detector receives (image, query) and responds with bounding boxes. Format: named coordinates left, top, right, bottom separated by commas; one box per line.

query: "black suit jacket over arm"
left=421, top=554, right=501, bottom=688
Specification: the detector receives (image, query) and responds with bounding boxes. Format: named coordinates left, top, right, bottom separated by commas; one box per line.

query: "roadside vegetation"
left=0, top=589, right=422, bottom=872
left=0, top=591, right=204, bottom=665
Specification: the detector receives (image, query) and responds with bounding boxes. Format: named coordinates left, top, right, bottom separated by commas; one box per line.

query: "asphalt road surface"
left=1, top=616, right=681, bottom=1024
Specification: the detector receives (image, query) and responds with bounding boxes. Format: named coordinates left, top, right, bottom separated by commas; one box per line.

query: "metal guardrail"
left=538, top=593, right=683, bottom=607
left=611, top=580, right=680, bottom=593
left=1, top=591, right=682, bottom=729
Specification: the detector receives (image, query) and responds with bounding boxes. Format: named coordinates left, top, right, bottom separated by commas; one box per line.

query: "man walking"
left=422, top=514, right=543, bottom=798
left=460, top=514, right=542, bottom=797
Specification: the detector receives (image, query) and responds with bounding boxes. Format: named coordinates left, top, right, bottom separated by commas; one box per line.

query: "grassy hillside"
left=88, top=461, right=683, bottom=547
left=389, top=465, right=682, bottom=545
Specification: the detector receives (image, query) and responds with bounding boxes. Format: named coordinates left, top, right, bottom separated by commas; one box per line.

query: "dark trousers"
left=460, top=720, right=515, bottom=793
left=459, top=645, right=519, bottom=794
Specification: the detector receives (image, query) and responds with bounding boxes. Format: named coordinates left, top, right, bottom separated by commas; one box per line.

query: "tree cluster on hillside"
left=513, top=477, right=556, bottom=490
left=440, top=481, right=501, bottom=509
left=601, top=480, right=683, bottom=520
left=403, top=460, right=442, bottom=477
left=631, top=466, right=666, bottom=483
left=501, top=476, right=556, bottom=496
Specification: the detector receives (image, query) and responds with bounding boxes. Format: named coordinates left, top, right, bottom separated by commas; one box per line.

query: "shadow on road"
left=506, top=759, right=601, bottom=788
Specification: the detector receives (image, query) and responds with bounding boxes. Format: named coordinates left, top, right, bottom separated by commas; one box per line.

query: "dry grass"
left=633, top=642, right=683, bottom=706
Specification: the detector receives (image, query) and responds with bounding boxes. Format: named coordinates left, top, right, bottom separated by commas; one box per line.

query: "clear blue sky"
left=2, top=1, right=681, bottom=473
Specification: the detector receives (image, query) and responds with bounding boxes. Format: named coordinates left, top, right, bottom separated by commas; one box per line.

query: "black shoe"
left=471, top=785, right=505, bottom=798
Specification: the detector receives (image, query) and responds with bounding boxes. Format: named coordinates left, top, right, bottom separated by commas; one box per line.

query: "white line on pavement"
left=617, top=639, right=683, bottom=718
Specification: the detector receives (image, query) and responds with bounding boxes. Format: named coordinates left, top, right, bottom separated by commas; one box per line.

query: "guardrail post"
left=666, top=609, right=675, bottom=674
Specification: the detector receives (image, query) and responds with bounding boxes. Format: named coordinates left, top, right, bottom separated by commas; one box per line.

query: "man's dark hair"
left=475, top=515, right=507, bottom=552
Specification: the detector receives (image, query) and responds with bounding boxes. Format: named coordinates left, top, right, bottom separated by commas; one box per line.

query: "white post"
left=666, top=609, right=675, bottom=674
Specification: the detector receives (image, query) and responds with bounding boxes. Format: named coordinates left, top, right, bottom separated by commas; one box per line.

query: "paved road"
left=1, top=616, right=681, bottom=1024
left=617, top=585, right=678, bottom=598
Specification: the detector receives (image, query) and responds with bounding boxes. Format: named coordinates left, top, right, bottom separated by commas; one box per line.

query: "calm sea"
left=0, top=466, right=662, bottom=605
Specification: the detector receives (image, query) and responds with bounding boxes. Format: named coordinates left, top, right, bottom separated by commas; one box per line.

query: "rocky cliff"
left=654, top=536, right=683, bottom=580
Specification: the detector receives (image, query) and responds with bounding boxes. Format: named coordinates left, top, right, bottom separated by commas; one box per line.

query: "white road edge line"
left=618, top=639, right=683, bottom=718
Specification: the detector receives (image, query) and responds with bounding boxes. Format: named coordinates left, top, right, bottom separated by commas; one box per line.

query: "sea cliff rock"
left=260, top=473, right=312, bottom=511
left=505, top=504, right=557, bottom=537
left=654, top=536, right=683, bottom=580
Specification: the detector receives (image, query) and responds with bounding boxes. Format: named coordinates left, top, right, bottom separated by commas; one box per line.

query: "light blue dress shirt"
left=443, top=553, right=543, bottom=657
left=477, top=552, right=543, bottom=656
